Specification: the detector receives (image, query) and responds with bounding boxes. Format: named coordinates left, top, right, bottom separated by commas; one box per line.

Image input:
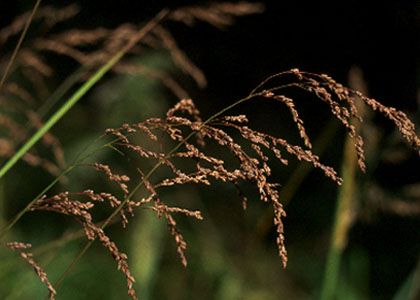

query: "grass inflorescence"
left=0, top=2, right=418, bottom=299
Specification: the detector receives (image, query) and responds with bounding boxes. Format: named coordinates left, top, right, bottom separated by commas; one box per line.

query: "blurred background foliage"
left=0, top=1, right=419, bottom=299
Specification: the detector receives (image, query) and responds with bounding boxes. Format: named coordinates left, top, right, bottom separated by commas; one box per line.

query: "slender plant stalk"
left=0, top=8, right=169, bottom=180
left=2, top=218, right=121, bottom=276
left=320, top=131, right=358, bottom=300
left=0, top=135, right=118, bottom=240
left=0, top=167, right=73, bottom=239
left=0, top=0, right=42, bottom=94
left=0, top=0, right=41, bottom=233
left=37, top=66, right=89, bottom=119
left=0, top=180, right=4, bottom=228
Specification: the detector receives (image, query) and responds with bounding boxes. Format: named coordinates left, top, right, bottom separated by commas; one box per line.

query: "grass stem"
left=0, top=0, right=42, bottom=93
left=0, top=8, right=169, bottom=180
left=320, top=130, right=358, bottom=300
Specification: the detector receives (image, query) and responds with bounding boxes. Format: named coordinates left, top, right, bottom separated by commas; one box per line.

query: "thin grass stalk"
left=0, top=8, right=169, bottom=180
left=0, top=167, right=72, bottom=239
left=2, top=218, right=121, bottom=276
left=0, top=135, right=118, bottom=239
left=0, top=52, right=121, bottom=179
left=320, top=128, right=358, bottom=300
left=0, top=0, right=42, bottom=93
left=0, top=180, right=4, bottom=228
left=36, top=65, right=89, bottom=119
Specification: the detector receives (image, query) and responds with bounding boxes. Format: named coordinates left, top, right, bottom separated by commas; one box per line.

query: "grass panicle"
left=0, top=2, right=419, bottom=299
left=6, top=242, right=56, bottom=300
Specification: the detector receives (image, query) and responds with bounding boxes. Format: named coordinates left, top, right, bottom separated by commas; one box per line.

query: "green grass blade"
left=392, top=258, right=420, bottom=300
left=0, top=9, right=169, bottom=180
left=0, top=52, right=122, bottom=179
left=320, top=124, right=358, bottom=300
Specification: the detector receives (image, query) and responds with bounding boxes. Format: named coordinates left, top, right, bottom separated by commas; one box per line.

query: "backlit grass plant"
left=0, top=2, right=419, bottom=299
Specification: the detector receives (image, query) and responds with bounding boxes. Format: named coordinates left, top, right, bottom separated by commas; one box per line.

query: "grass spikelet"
left=30, top=193, right=138, bottom=299
left=6, top=242, right=57, bottom=300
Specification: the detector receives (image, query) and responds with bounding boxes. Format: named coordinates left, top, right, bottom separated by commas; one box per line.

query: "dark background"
left=0, top=1, right=419, bottom=299
left=1, top=0, right=418, bottom=108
